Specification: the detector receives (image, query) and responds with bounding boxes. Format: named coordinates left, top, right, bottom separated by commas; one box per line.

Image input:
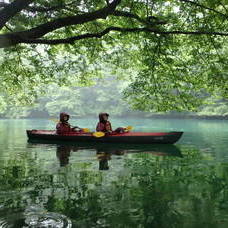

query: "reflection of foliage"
left=0, top=147, right=228, bottom=227
left=125, top=149, right=228, bottom=226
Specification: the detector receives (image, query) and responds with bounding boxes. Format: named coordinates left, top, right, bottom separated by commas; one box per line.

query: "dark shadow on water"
left=56, top=145, right=72, bottom=167
left=97, top=150, right=111, bottom=170
left=27, top=140, right=183, bottom=169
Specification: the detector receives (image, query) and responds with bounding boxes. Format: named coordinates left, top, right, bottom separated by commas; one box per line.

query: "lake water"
left=0, top=118, right=227, bottom=227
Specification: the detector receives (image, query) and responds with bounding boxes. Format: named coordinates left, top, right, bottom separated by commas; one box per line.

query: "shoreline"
left=0, top=114, right=228, bottom=120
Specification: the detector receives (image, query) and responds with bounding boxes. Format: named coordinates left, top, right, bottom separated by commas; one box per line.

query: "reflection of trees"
left=0, top=146, right=227, bottom=227
left=125, top=150, right=228, bottom=227
left=191, top=120, right=228, bottom=160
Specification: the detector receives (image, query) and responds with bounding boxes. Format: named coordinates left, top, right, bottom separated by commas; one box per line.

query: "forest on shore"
left=1, top=77, right=227, bottom=119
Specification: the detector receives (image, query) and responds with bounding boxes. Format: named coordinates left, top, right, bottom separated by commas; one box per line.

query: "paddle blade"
left=93, top=132, right=105, bottom=138
left=49, top=118, right=59, bottom=123
left=82, top=128, right=90, bottom=133
left=125, top=126, right=133, bottom=131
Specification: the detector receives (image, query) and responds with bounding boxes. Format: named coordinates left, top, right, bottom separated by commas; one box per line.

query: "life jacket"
left=56, top=112, right=72, bottom=134
left=96, top=121, right=112, bottom=132
left=96, top=113, right=112, bottom=132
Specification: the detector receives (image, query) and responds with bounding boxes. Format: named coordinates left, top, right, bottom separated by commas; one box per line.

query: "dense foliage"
left=0, top=78, right=227, bottom=118
left=0, top=0, right=228, bottom=111
left=0, top=77, right=130, bottom=118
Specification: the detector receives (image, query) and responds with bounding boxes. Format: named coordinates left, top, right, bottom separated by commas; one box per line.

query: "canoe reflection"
left=54, top=143, right=183, bottom=169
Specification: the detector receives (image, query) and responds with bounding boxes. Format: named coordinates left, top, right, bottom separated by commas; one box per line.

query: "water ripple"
left=0, top=206, right=72, bottom=228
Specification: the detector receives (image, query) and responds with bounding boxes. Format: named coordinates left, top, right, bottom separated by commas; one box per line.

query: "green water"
left=0, top=118, right=227, bottom=227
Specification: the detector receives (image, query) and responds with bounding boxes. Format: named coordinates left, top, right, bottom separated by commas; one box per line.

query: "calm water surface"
left=0, top=118, right=227, bottom=227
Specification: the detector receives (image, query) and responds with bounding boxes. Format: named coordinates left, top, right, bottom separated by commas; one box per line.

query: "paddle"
left=92, top=131, right=105, bottom=138
left=49, top=118, right=90, bottom=132
left=49, top=118, right=59, bottom=123
left=76, top=127, right=90, bottom=133
left=125, top=126, right=133, bottom=131
left=92, top=126, right=133, bottom=138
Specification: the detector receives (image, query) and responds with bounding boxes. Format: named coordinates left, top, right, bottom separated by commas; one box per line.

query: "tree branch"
left=16, top=26, right=228, bottom=46
left=112, top=10, right=167, bottom=25
left=0, top=0, right=33, bottom=29
left=112, top=10, right=147, bottom=24
left=0, top=0, right=227, bottom=48
left=0, top=0, right=121, bottom=47
left=111, top=10, right=145, bottom=24
left=179, top=0, right=228, bottom=18
left=14, top=0, right=121, bottom=39
left=220, top=2, right=228, bottom=13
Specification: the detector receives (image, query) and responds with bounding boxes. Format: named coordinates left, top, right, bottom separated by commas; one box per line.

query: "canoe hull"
left=27, top=130, right=183, bottom=144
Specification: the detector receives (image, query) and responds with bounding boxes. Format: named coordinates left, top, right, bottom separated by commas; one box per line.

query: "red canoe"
left=27, top=130, right=183, bottom=144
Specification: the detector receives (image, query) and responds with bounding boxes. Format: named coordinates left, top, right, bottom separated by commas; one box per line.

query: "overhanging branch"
left=15, top=0, right=121, bottom=39
left=112, top=10, right=167, bottom=25
left=0, top=0, right=227, bottom=49
left=0, top=0, right=122, bottom=48
left=18, top=26, right=228, bottom=46
left=112, top=10, right=147, bottom=24
left=0, top=0, right=33, bottom=29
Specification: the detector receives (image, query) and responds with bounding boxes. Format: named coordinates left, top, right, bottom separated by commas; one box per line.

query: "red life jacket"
left=56, top=122, right=72, bottom=134
left=56, top=112, right=73, bottom=135
left=96, top=121, right=112, bottom=132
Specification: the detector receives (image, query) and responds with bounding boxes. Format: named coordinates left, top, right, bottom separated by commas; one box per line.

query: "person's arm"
left=96, top=123, right=101, bottom=131
left=56, top=122, right=60, bottom=130
left=71, top=125, right=79, bottom=129
left=72, top=126, right=84, bottom=132
left=96, top=122, right=103, bottom=132
left=106, top=122, right=112, bottom=133
left=65, top=122, right=77, bottom=131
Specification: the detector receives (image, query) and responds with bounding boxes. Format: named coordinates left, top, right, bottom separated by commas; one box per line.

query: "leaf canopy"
left=0, top=0, right=227, bottom=111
